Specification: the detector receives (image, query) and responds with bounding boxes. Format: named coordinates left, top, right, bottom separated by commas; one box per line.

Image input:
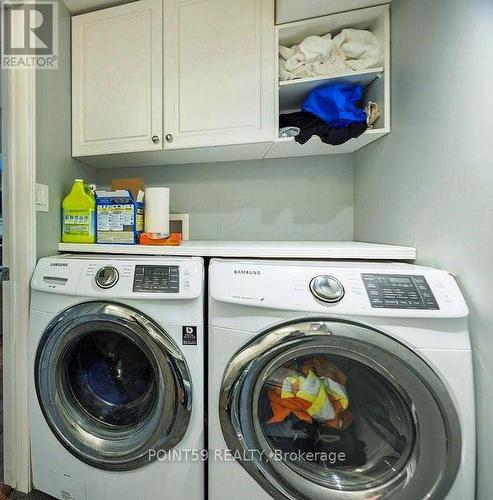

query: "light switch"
left=36, top=183, right=49, bottom=212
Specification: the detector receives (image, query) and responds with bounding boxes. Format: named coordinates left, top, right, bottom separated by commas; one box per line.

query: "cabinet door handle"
left=152, top=135, right=160, bottom=144
left=165, top=133, right=174, bottom=143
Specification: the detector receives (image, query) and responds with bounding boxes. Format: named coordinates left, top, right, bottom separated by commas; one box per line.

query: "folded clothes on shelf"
left=302, top=82, right=367, bottom=127
left=279, top=112, right=367, bottom=145
left=279, top=82, right=370, bottom=145
left=334, top=29, right=384, bottom=71
left=279, top=28, right=383, bottom=81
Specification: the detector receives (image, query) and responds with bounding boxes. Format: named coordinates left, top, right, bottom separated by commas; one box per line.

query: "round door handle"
left=165, top=133, right=174, bottom=143
left=152, top=135, right=160, bottom=144
left=309, top=275, right=345, bottom=303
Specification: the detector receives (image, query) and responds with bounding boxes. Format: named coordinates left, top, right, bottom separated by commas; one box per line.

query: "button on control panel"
left=133, top=265, right=179, bottom=293
left=362, top=274, right=439, bottom=310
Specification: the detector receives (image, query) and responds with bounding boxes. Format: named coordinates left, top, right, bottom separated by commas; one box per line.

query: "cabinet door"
left=164, top=0, right=275, bottom=149
left=72, top=0, right=163, bottom=156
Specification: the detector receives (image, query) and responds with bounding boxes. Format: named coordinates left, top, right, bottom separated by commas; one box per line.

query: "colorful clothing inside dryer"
left=265, top=358, right=353, bottom=431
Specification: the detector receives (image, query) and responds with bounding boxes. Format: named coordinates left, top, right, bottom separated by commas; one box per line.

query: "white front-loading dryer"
left=208, top=259, right=475, bottom=500
left=29, top=255, right=205, bottom=500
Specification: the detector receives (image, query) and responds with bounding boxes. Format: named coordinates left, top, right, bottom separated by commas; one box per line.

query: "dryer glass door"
left=35, top=302, right=192, bottom=471
left=220, top=319, right=462, bottom=500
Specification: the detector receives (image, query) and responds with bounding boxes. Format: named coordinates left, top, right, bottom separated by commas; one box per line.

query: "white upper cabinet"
left=72, top=0, right=163, bottom=156
left=72, top=0, right=274, bottom=158
left=71, top=0, right=391, bottom=166
left=163, top=0, right=275, bottom=149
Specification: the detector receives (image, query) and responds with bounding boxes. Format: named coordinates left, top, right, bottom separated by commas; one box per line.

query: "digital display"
left=387, top=277, right=413, bottom=286
left=133, top=265, right=179, bottom=293
left=362, top=274, right=439, bottom=310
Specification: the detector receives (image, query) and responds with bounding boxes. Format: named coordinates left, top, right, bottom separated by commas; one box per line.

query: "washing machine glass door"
left=35, top=302, right=192, bottom=471
left=220, top=319, right=462, bottom=500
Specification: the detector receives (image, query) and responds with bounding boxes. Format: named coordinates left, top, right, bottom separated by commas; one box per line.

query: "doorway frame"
left=1, top=57, right=37, bottom=493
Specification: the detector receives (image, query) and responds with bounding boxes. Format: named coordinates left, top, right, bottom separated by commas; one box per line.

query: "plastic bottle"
left=62, top=179, right=96, bottom=243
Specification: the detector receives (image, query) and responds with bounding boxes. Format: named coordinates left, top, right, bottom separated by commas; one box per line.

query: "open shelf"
left=58, top=240, right=416, bottom=260
left=273, top=5, right=390, bottom=157
left=279, top=68, right=383, bottom=110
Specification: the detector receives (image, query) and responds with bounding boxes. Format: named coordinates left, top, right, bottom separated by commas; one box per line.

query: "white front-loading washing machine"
left=29, top=255, right=205, bottom=500
left=208, top=259, right=475, bottom=500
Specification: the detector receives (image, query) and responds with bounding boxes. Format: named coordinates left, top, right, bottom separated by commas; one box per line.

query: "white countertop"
left=58, top=241, right=416, bottom=260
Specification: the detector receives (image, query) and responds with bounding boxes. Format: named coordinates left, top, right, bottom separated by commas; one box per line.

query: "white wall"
left=354, top=0, right=493, bottom=497
left=97, top=155, right=354, bottom=241
left=36, top=0, right=95, bottom=258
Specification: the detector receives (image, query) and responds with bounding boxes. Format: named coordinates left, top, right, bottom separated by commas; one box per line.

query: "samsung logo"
left=234, top=270, right=261, bottom=275
left=50, top=262, right=68, bottom=267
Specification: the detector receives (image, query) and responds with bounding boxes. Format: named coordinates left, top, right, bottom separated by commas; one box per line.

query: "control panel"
left=362, top=274, right=439, bottom=310
left=133, top=265, right=180, bottom=293
left=31, top=256, right=203, bottom=300
left=209, top=260, right=468, bottom=318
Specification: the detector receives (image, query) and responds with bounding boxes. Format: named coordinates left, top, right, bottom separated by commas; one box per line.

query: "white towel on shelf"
left=333, top=29, right=384, bottom=71
left=288, top=65, right=316, bottom=80
left=312, top=56, right=348, bottom=77
left=279, top=29, right=383, bottom=81
left=299, top=34, right=334, bottom=63
left=279, top=57, right=291, bottom=81
left=279, top=35, right=346, bottom=81
left=285, top=51, right=304, bottom=72
left=279, top=45, right=297, bottom=60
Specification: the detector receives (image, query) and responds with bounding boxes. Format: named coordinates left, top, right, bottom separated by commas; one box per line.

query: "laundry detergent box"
left=96, top=190, right=144, bottom=244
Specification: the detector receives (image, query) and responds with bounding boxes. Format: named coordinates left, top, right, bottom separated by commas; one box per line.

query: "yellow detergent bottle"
left=62, top=179, right=96, bottom=243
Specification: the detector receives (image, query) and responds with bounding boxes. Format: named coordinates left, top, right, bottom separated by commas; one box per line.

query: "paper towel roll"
left=145, top=187, right=170, bottom=235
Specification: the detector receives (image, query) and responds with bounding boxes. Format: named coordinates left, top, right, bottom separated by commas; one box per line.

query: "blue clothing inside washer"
left=67, top=331, right=156, bottom=426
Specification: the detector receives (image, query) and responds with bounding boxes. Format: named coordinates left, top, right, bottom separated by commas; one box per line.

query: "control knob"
left=309, top=275, right=345, bottom=303
left=95, top=266, right=119, bottom=289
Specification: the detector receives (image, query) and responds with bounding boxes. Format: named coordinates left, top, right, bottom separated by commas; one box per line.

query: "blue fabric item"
left=302, top=83, right=367, bottom=127
left=79, top=356, right=148, bottom=405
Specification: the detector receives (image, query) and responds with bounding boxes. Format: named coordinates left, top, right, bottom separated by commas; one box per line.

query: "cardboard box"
left=96, top=190, right=144, bottom=244
left=111, top=178, right=144, bottom=199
